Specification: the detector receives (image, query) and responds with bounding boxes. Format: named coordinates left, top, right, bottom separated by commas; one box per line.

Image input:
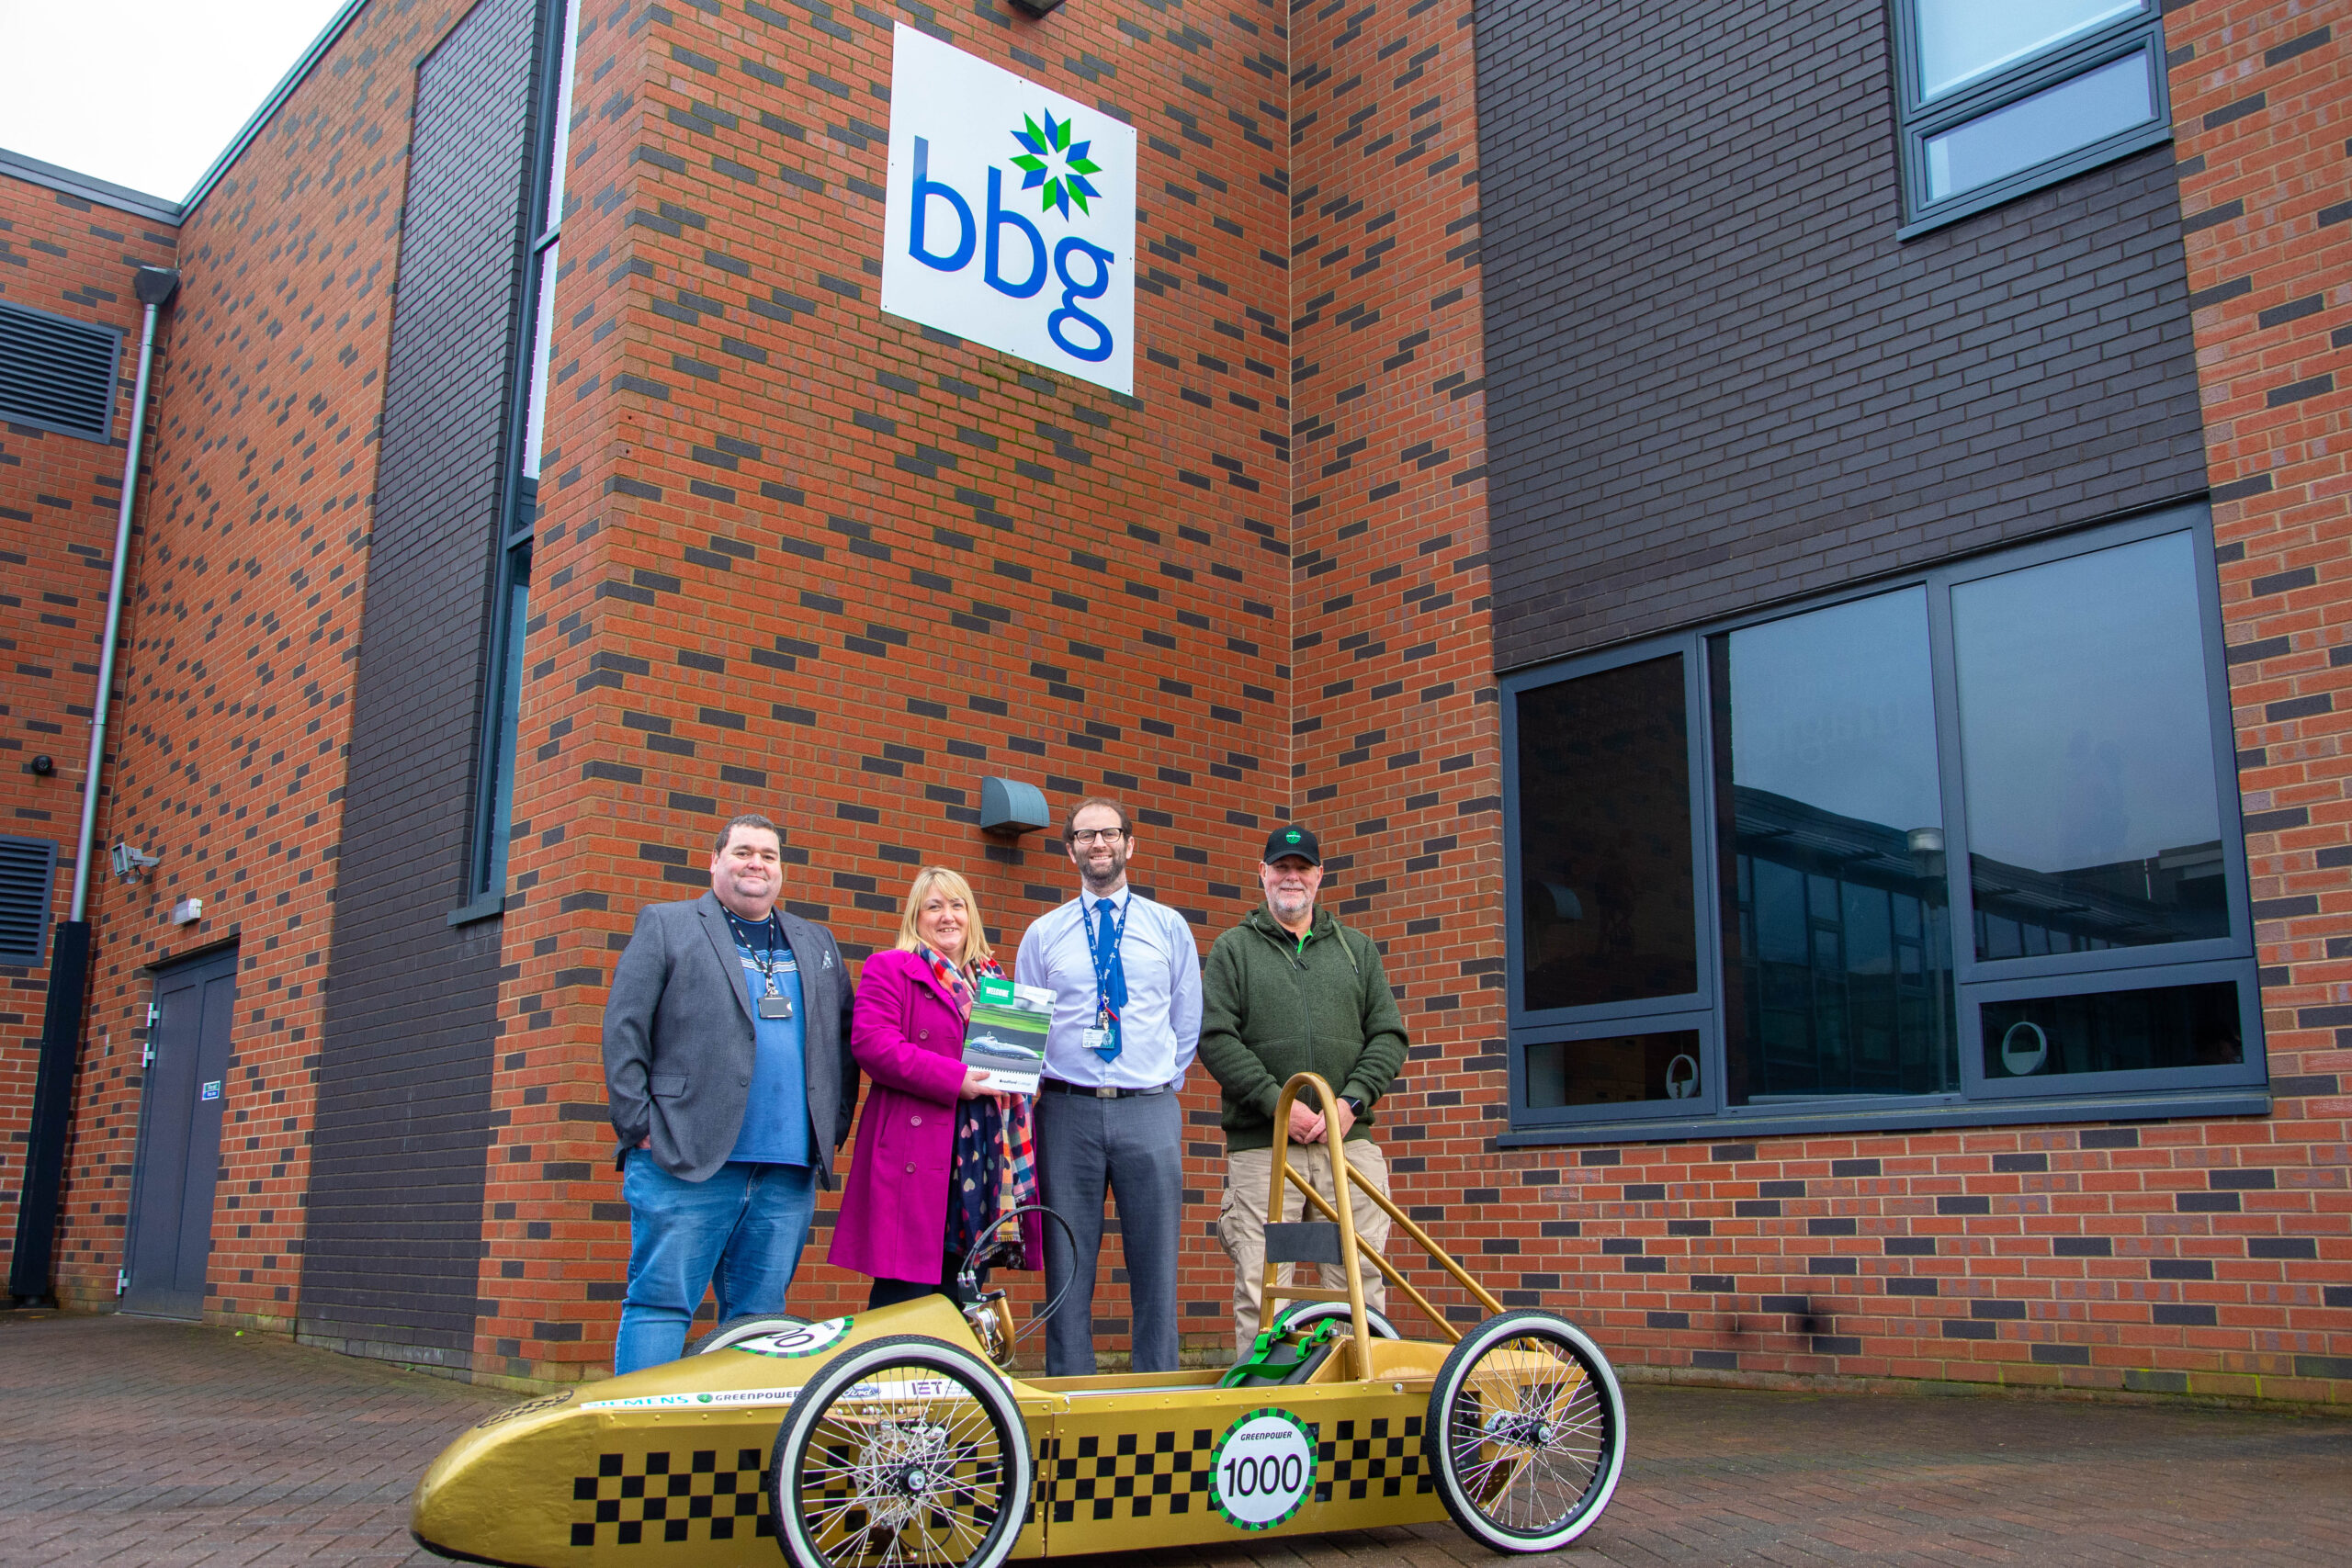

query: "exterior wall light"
left=979, top=776, right=1052, bottom=835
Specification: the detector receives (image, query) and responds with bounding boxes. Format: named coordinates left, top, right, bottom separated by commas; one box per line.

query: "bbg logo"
left=883, top=26, right=1136, bottom=394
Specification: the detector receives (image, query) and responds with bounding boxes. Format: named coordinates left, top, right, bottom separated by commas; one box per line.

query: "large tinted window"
left=1516, top=654, right=1697, bottom=1013
left=1710, top=589, right=1957, bottom=1102
left=1952, top=533, right=2227, bottom=955
left=1503, top=510, right=2262, bottom=1136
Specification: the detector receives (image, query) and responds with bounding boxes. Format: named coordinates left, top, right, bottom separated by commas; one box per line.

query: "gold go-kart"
left=412, top=1075, right=1627, bottom=1566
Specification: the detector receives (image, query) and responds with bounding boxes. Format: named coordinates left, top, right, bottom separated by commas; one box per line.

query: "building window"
left=1501, top=505, right=2265, bottom=1142
left=466, top=0, right=578, bottom=907
left=1890, top=0, right=2171, bottom=234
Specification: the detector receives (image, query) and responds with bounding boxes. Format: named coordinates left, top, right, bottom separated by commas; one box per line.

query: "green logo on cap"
left=1284, top=829, right=1301, bottom=843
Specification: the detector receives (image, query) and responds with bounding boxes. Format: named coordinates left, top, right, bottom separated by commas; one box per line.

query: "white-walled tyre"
left=1270, top=1299, right=1400, bottom=1339
left=769, top=1334, right=1030, bottom=1568
left=691, top=1314, right=808, bottom=1356
left=1424, top=1310, right=1626, bottom=1552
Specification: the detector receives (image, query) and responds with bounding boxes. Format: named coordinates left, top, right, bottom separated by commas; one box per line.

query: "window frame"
left=1889, top=0, right=2174, bottom=238
left=457, top=0, right=578, bottom=919
left=1498, top=502, right=2268, bottom=1145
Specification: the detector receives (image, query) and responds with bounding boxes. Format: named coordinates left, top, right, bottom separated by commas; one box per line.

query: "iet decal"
left=882, top=25, right=1136, bottom=393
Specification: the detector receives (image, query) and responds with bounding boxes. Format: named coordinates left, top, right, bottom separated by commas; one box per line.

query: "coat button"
left=910, top=1115, right=922, bottom=1127
left=904, top=1163, right=916, bottom=1174
left=739, top=1076, right=750, bottom=1087
left=917, top=1029, right=929, bottom=1040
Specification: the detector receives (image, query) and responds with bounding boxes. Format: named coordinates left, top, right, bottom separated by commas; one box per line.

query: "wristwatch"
left=1341, top=1096, right=1366, bottom=1117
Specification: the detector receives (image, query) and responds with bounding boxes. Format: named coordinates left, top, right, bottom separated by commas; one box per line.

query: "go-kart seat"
left=1218, top=1316, right=1345, bottom=1388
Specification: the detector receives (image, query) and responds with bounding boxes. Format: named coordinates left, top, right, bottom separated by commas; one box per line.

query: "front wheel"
left=769, top=1334, right=1031, bottom=1568
left=1424, top=1309, right=1626, bottom=1553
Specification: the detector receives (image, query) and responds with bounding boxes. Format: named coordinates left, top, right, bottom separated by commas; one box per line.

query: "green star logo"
left=1009, top=109, right=1103, bottom=220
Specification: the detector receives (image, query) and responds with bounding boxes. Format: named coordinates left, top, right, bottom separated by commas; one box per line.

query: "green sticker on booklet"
left=966, top=978, right=1051, bottom=1094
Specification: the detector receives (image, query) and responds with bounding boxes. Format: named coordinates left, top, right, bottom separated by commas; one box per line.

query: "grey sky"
left=0, top=0, right=353, bottom=203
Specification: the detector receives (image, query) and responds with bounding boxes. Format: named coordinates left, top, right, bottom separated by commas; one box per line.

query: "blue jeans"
left=614, top=1155, right=817, bottom=1375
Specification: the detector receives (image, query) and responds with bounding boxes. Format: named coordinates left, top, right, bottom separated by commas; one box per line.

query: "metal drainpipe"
left=7, top=265, right=179, bottom=1306
left=71, top=266, right=178, bottom=916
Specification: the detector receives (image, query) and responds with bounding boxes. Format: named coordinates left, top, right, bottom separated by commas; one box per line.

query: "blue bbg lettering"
left=984, top=168, right=1046, bottom=299
left=909, top=138, right=975, bottom=272
left=906, top=141, right=1118, bottom=365
left=1048, top=238, right=1115, bottom=363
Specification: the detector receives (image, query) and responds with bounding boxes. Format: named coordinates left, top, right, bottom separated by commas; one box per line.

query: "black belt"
left=1039, top=1077, right=1170, bottom=1099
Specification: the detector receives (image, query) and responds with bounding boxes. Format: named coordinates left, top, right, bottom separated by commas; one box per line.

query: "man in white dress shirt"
left=1014, top=795, right=1204, bottom=1375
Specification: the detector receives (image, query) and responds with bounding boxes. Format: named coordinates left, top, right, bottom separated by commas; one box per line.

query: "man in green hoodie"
left=1199, top=824, right=1408, bottom=1348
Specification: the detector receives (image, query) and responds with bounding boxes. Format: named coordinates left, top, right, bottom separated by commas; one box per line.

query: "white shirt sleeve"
left=1165, top=904, right=1204, bottom=1080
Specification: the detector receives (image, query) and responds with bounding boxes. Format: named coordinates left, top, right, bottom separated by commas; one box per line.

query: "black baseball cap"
left=1261, top=824, right=1320, bottom=865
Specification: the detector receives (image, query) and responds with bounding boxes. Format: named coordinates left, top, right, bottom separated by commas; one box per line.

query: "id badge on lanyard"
left=1083, top=897, right=1126, bottom=1060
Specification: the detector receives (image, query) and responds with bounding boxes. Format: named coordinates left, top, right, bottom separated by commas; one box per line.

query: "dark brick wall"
left=1475, top=0, right=2211, bottom=671
left=300, top=0, right=538, bottom=1366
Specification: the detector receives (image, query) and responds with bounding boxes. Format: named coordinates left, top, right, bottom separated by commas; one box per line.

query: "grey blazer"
left=603, top=891, right=858, bottom=1186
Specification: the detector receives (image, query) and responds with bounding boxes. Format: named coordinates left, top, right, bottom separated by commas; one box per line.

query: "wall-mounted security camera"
left=27, top=754, right=53, bottom=776
left=111, top=842, right=162, bottom=882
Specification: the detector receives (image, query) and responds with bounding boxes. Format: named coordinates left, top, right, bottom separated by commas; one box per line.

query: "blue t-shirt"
left=727, top=917, right=812, bottom=1167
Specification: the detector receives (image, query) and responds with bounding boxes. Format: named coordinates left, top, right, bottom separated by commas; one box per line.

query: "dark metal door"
left=121, top=948, right=237, bottom=1318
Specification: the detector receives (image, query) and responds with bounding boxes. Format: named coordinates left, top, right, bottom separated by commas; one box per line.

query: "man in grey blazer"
left=603, top=812, right=857, bottom=1372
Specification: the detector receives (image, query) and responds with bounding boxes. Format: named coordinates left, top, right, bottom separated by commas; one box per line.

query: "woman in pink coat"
left=831, top=865, right=1041, bottom=1306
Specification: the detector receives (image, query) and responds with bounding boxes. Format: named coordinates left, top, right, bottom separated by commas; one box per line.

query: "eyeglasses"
left=1068, top=829, right=1127, bottom=845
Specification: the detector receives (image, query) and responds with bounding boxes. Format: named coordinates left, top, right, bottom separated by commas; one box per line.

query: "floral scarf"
left=919, top=947, right=1042, bottom=1268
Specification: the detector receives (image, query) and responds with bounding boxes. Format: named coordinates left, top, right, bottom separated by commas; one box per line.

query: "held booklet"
left=965, top=977, right=1052, bottom=1095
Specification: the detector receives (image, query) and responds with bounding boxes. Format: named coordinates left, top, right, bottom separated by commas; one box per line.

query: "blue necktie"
left=1093, top=897, right=1127, bottom=1063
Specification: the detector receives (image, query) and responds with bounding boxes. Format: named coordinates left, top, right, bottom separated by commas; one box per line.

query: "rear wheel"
left=1424, top=1310, right=1625, bottom=1553
left=1270, top=1299, right=1399, bottom=1340
left=692, top=1314, right=807, bottom=1356
left=769, top=1334, right=1030, bottom=1568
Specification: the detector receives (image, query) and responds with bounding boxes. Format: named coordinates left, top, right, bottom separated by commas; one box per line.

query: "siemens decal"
left=881, top=24, right=1136, bottom=394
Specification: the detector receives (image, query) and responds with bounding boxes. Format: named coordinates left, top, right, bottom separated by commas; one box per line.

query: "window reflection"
left=1981, top=981, right=2242, bottom=1078
left=1517, top=655, right=1697, bottom=1012
left=1913, top=0, right=2143, bottom=101
left=1952, top=533, right=2227, bottom=956
left=1526, top=1032, right=1703, bottom=1109
left=1711, top=590, right=1957, bottom=1100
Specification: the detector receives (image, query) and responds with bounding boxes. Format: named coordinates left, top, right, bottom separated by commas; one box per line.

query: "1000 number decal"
left=1209, top=1411, right=1316, bottom=1530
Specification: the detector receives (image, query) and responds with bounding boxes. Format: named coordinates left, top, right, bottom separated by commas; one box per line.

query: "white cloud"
left=0, top=0, right=356, bottom=203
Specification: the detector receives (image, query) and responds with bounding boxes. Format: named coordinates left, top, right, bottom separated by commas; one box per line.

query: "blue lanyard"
left=1083, top=894, right=1128, bottom=1021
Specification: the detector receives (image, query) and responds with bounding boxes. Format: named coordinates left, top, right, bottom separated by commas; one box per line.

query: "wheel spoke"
left=786, top=1352, right=1019, bottom=1568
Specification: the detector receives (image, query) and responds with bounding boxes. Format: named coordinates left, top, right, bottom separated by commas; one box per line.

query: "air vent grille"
left=0, top=835, right=60, bottom=966
left=0, top=301, right=121, bottom=442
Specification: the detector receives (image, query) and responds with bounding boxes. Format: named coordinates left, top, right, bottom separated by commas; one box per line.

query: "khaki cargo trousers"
left=1216, top=1138, right=1391, bottom=1350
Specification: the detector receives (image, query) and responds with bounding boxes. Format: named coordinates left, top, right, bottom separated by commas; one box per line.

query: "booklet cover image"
left=966, top=978, right=1051, bottom=1094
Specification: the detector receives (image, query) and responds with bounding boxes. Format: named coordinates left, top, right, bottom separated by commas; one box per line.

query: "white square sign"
left=882, top=25, right=1136, bottom=394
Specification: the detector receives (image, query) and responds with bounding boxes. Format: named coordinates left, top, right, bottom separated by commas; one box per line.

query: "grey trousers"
left=1035, top=1087, right=1182, bottom=1376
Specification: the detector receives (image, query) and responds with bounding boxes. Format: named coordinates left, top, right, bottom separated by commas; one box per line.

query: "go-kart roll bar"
left=1264, top=1072, right=1506, bottom=1362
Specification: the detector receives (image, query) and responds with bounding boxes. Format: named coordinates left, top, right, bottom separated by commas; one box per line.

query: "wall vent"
left=0, top=835, right=60, bottom=965
left=0, top=300, right=122, bottom=442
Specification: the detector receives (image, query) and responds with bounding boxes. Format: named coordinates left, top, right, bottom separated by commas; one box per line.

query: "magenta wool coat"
left=829, top=947, right=1041, bottom=1281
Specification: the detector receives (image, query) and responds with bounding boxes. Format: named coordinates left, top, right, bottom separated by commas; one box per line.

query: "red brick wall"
left=1283, top=0, right=1511, bottom=1323
left=469, top=0, right=1299, bottom=1380
left=19, top=0, right=2346, bottom=1406
left=44, top=0, right=479, bottom=1319
left=0, top=171, right=177, bottom=1280
left=1298, top=0, right=2350, bottom=1407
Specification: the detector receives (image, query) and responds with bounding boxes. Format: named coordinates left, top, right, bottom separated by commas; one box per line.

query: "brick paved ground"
left=4, top=1311, right=2349, bottom=1566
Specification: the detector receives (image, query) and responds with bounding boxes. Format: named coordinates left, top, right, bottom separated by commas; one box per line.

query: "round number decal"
left=1210, top=1408, right=1317, bottom=1530
left=733, top=1316, right=853, bottom=1359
